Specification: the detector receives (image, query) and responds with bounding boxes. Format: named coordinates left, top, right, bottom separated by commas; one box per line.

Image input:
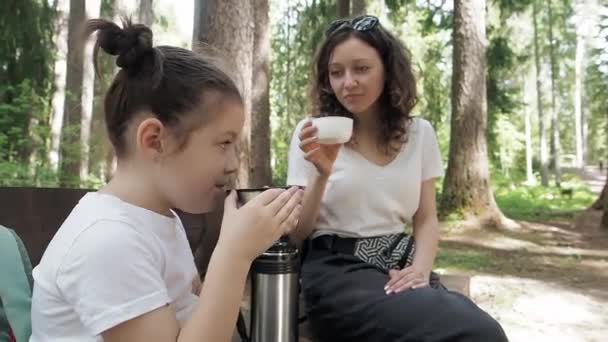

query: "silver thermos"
left=248, top=237, right=300, bottom=342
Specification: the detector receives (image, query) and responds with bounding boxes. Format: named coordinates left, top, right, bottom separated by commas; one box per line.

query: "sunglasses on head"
left=325, top=15, right=380, bottom=37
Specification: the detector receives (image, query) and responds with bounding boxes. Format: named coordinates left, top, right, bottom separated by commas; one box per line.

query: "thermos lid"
left=265, top=238, right=296, bottom=253
left=252, top=238, right=300, bottom=274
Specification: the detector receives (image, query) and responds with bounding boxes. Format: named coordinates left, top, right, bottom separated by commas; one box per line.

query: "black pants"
left=301, top=245, right=509, bottom=342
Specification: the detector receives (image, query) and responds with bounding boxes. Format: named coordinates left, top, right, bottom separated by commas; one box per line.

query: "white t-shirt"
left=30, top=192, right=199, bottom=342
left=287, top=117, right=444, bottom=238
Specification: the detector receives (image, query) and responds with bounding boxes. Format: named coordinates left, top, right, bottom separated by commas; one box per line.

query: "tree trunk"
left=49, top=0, right=70, bottom=172
left=27, top=114, right=40, bottom=180
left=250, top=0, right=272, bottom=187
left=525, top=105, right=534, bottom=184
left=441, top=0, right=503, bottom=224
left=351, top=0, right=366, bottom=16
left=602, top=190, right=608, bottom=229
left=573, top=0, right=593, bottom=169
left=80, top=0, right=102, bottom=182
left=138, top=0, right=154, bottom=26
left=338, top=0, right=350, bottom=18
left=523, top=72, right=534, bottom=185
left=574, top=29, right=585, bottom=168
left=582, top=98, right=588, bottom=165
left=193, top=0, right=255, bottom=188
left=60, top=0, right=85, bottom=187
left=548, top=0, right=561, bottom=187
left=533, top=0, right=549, bottom=186
left=592, top=174, right=607, bottom=210
left=192, top=0, right=203, bottom=44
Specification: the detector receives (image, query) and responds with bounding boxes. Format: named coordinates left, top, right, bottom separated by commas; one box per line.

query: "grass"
left=435, top=171, right=597, bottom=223
left=434, top=171, right=601, bottom=279
left=435, top=244, right=588, bottom=275
left=435, top=247, right=496, bottom=272
left=493, top=173, right=596, bottom=221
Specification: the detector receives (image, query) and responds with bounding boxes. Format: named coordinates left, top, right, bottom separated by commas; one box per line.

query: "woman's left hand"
left=384, top=265, right=430, bottom=295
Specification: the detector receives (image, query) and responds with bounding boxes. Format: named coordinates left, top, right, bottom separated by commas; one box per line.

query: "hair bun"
left=114, top=24, right=153, bottom=69
left=92, top=18, right=154, bottom=71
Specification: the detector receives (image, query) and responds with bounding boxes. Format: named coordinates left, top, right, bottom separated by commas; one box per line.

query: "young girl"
left=288, top=15, right=508, bottom=341
left=29, top=18, right=303, bottom=342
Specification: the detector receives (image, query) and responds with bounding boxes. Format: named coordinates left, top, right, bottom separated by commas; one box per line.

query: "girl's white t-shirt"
left=287, top=117, right=444, bottom=238
left=29, top=192, right=199, bottom=342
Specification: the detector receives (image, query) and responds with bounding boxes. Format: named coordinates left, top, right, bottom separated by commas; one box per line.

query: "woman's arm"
left=385, top=178, right=440, bottom=294
left=411, top=178, right=440, bottom=277
left=288, top=120, right=341, bottom=243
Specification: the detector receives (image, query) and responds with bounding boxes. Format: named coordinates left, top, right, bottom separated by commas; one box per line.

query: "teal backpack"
left=0, top=226, right=33, bottom=342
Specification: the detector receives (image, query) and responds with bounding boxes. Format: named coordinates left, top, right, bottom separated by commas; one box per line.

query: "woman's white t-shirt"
left=29, top=192, right=199, bottom=342
left=287, top=117, right=444, bottom=238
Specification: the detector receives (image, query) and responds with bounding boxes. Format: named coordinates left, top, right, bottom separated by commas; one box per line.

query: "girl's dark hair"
left=309, top=16, right=418, bottom=153
left=85, top=18, right=242, bottom=157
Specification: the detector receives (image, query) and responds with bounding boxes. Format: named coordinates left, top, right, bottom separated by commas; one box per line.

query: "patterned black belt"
left=310, top=235, right=358, bottom=254
left=309, top=233, right=416, bottom=270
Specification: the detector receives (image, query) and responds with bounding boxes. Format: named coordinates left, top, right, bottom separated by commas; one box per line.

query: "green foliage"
left=494, top=172, right=596, bottom=221
left=0, top=81, right=50, bottom=162
left=270, top=0, right=338, bottom=185
left=269, top=0, right=456, bottom=185
left=0, top=0, right=56, bottom=186
left=0, top=0, right=605, bottom=212
left=549, top=0, right=577, bottom=155
left=487, top=31, right=525, bottom=168
left=419, top=40, right=450, bottom=128
left=0, top=0, right=55, bottom=89
left=585, top=63, right=608, bottom=164
left=585, top=9, right=608, bottom=164
left=485, top=1, right=531, bottom=174
left=268, top=0, right=603, bottom=189
left=494, top=116, right=526, bottom=177
left=0, top=161, right=58, bottom=187
left=492, top=0, right=535, bottom=19
left=0, top=81, right=57, bottom=186
left=419, top=1, right=453, bottom=34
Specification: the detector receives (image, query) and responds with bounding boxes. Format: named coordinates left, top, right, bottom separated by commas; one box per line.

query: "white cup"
left=312, top=116, right=353, bottom=144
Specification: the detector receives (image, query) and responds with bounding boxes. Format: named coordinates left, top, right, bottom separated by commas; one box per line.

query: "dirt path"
left=576, top=166, right=606, bottom=195
left=439, top=167, right=608, bottom=341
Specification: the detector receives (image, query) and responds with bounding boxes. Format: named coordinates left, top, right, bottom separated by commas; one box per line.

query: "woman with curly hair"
left=287, top=15, right=508, bottom=341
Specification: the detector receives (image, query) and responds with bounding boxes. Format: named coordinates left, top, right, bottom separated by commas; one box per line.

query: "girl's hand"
left=218, top=187, right=304, bottom=262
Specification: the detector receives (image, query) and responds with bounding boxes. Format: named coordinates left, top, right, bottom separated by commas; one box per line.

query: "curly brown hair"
left=309, top=16, right=418, bottom=153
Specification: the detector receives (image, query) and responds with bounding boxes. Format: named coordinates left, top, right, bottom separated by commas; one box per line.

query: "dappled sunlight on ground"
left=472, top=275, right=608, bottom=342
left=442, top=222, right=608, bottom=258
left=439, top=194, right=608, bottom=342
